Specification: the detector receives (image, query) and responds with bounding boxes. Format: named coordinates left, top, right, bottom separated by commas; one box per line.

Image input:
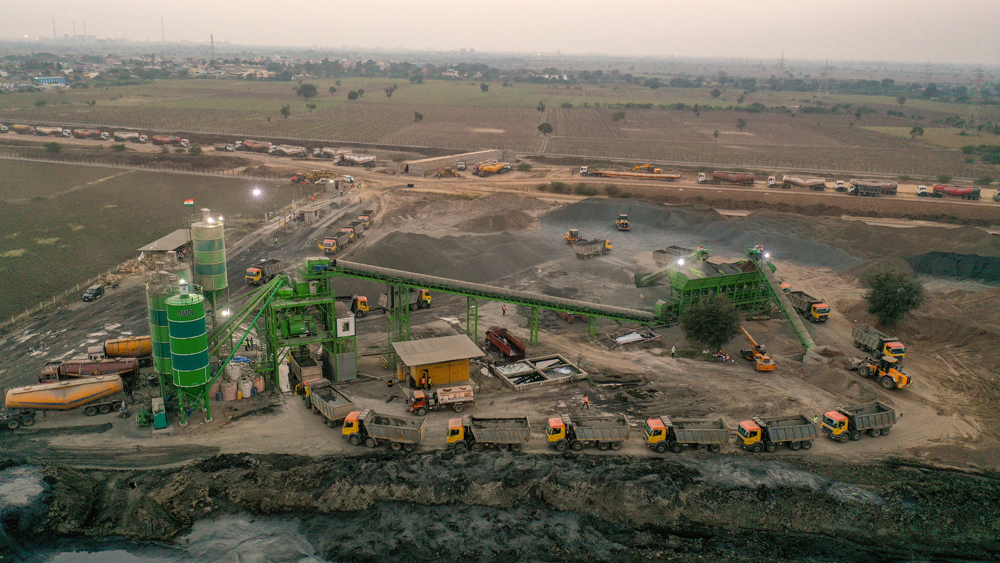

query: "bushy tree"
left=910, top=126, right=924, bottom=139
left=863, top=271, right=925, bottom=326
left=328, top=86, right=337, bottom=95
left=680, top=296, right=742, bottom=352
left=347, top=91, right=359, bottom=101
left=537, top=122, right=553, bottom=135
left=480, top=83, right=489, bottom=93
left=414, top=111, right=423, bottom=122
left=294, top=83, right=318, bottom=99
left=537, top=101, right=546, bottom=113
left=611, top=111, right=626, bottom=122
left=280, top=105, right=291, bottom=118
left=897, top=95, right=907, bottom=106
left=44, top=142, right=61, bottom=153
left=736, top=118, right=747, bottom=132
left=710, top=88, right=721, bottom=99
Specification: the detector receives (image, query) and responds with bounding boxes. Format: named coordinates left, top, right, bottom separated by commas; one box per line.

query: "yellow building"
left=392, top=335, right=484, bottom=388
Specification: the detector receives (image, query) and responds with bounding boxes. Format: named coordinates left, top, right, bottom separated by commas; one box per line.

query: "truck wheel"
left=348, top=435, right=361, bottom=446
left=881, top=427, right=891, bottom=436
left=655, top=442, right=668, bottom=454
left=570, top=441, right=584, bottom=452
left=610, top=442, right=622, bottom=451
left=6, top=419, right=19, bottom=430
left=789, top=441, right=801, bottom=451
left=416, top=407, right=427, bottom=417
left=365, top=437, right=378, bottom=448
left=326, top=419, right=335, bottom=428
left=454, top=442, right=468, bottom=453
left=99, top=404, right=112, bottom=415
left=471, top=443, right=484, bottom=452
left=597, top=442, right=610, bottom=451
left=880, top=376, right=896, bottom=390
left=390, top=442, right=402, bottom=451
left=356, top=310, right=366, bottom=318
left=869, top=428, right=880, bottom=438
left=765, top=442, right=777, bottom=453
left=404, top=444, right=415, bottom=452
left=498, top=444, right=510, bottom=452
left=838, top=434, right=849, bottom=444
left=555, top=440, right=568, bottom=453
left=751, top=443, right=762, bottom=453
left=801, top=440, right=812, bottom=450
left=708, top=444, right=721, bottom=453
left=85, top=406, right=98, bottom=416
left=850, top=432, right=861, bottom=441
left=452, top=403, right=464, bottom=413
left=511, top=443, right=522, bottom=452
left=858, top=366, right=871, bottom=378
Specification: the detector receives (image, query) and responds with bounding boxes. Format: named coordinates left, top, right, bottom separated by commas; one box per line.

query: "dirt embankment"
left=13, top=453, right=1000, bottom=562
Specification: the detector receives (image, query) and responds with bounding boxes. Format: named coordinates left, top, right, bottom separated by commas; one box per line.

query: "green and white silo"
left=146, top=273, right=174, bottom=376
left=191, top=208, right=227, bottom=301
left=166, top=281, right=212, bottom=422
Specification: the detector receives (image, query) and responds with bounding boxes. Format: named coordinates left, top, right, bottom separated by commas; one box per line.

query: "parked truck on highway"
left=113, top=131, right=141, bottom=143
left=786, top=291, right=830, bottom=322
left=580, top=167, right=681, bottom=181
left=307, top=379, right=355, bottom=427
left=72, top=129, right=105, bottom=140
left=852, top=324, right=905, bottom=360
left=822, top=401, right=897, bottom=443
left=644, top=416, right=728, bottom=453
left=447, top=416, right=531, bottom=452
left=34, top=126, right=64, bottom=136
left=547, top=414, right=630, bottom=452
left=572, top=238, right=612, bottom=259
left=697, top=172, right=755, bottom=186
left=270, top=144, right=308, bottom=157
left=242, top=140, right=271, bottom=153
left=767, top=176, right=826, bottom=190
left=343, top=408, right=426, bottom=451
left=738, top=414, right=817, bottom=452
left=848, top=179, right=897, bottom=196
left=6, top=374, right=127, bottom=417
left=408, top=385, right=475, bottom=416
left=341, top=153, right=377, bottom=168
left=917, top=184, right=982, bottom=200
left=152, top=135, right=182, bottom=146
left=245, top=258, right=284, bottom=286
left=11, top=125, right=35, bottom=135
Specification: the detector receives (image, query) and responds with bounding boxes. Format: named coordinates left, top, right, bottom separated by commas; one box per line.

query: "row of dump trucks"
left=318, top=209, right=375, bottom=255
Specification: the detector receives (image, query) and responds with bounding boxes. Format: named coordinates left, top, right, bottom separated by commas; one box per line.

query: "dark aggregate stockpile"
left=910, top=252, right=1000, bottom=282
left=15, top=453, right=1000, bottom=562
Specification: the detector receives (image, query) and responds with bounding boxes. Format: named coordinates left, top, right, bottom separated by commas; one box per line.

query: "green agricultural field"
left=0, top=160, right=303, bottom=321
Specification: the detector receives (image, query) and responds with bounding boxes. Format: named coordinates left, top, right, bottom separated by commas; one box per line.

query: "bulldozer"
left=632, top=164, right=662, bottom=174
left=857, top=356, right=911, bottom=390
left=739, top=326, right=776, bottom=371
left=615, top=214, right=630, bottom=231
left=564, top=229, right=582, bottom=244
left=436, top=167, right=460, bottom=178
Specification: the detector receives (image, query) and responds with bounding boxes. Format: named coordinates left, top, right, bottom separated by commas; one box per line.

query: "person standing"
left=583, top=395, right=590, bottom=410
left=671, top=346, right=676, bottom=358
left=274, top=236, right=278, bottom=247
left=502, top=304, right=507, bottom=316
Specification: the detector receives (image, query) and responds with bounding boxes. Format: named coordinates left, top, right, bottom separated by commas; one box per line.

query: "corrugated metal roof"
left=137, top=229, right=191, bottom=252
left=392, top=335, right=484, bottom=366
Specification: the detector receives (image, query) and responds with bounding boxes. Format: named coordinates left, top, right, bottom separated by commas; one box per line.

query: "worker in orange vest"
left=583, top=395, right=590, bottom=410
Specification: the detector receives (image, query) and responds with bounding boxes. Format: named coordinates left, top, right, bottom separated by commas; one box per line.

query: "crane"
left=739, top=326, right=776, bottom=371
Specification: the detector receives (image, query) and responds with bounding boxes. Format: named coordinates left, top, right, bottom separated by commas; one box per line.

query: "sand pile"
left=351, top=231, right=558, bottom=283
left=544, top=198, right=724, bottom=229
left=455, top=209, right=536, bottom=233
left=840, top=256, right=915, bottom=284
left=910, top=252, right=1000, bottom=282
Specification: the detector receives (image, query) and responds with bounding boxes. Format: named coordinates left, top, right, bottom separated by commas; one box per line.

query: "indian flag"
left=183, top=199, right=194, bottom=207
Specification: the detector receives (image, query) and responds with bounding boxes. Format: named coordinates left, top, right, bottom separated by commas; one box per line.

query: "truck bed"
left=364, top=411, right=427, bottom=444
left=756, top=415, right=817, bottom=442
left=467, top=416, right=530, bottom=443
left=572, top=415, right=631, bottom=441
left=842, top=401, right=896, bottom=430
left=667, top=417, right=729, bottom=444
left=310, top=382, right=355, bottom=424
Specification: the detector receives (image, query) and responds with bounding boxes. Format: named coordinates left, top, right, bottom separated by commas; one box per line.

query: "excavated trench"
left=3, top=453, right=1000, bottom=562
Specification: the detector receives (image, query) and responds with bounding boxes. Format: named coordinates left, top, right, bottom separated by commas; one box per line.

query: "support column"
left=588, top=315, right=598, bottom=337
left=529, top=307, right=539, bottom=345
left=386, top=284, right=411, bottom=370
left=466, top=296, right=478, bottom=341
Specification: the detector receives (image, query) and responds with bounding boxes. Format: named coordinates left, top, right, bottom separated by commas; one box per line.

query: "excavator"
left=739, top=326, right=776, bottom=371
left=564, top=229, right=582, bottom=244
left=632, top=164, right=662, bottom=174
left=436, top=167, right=460, bottom=178
left=615, top=214, right=631, bottom=231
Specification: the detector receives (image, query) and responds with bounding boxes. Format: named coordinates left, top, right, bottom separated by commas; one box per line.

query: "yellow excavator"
left=436, top=167, right=460, bottom=178
left=632, top=164, right=662, bottom=174
left=740, top=326, right=776, bottom=371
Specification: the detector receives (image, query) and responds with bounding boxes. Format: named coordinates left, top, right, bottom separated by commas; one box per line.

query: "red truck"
left=917, top=185, right=981, bottom=200
left=152, top=135, right=182, bottom=145
left=485, top=327, right=526, bottom=361
left=242, top=140, right=272, bottom=153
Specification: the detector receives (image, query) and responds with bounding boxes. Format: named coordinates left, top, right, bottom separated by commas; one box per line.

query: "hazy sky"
left=3, top=0, right=998, bottom=65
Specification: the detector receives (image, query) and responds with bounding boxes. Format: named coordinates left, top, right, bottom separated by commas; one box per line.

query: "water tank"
left=191, top=208, right=228, bottom=298
left=166, top=289, right=210, bottom=392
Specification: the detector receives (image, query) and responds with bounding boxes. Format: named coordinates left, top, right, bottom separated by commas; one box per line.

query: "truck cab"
left=446, top=418, right=467, bottom=445
left=350, top=296, right=370, bottom=317
left=139, top=135, right=149, bottom=143
left=766, top=176, right=779, bottom=188
left=318, top=239, right=337, bottom=254
left=736, top=420, right=762, bottom=450
left=809, top=302, right=830, bottom=322
left=834, top=180, right=846, bottom=192
left=342, top=411, right=366, bottom=443
left=180, top=139, right=190, bottom=148
left=696, top=173, right=710, bottom=184
left=0, top=125, right=8, bottom=133
left=245, top=267, right=264, bottom=285
left=61, top=129, right=72, bottom=137
left=546, top=416, right=569, bottom=444
left=343, top=175, right=354, bottom=183
left=820, top=411, right=849, bottom=439
left=882, top=341, right=905, bottom=360
left=579, top=166, right=589, bottom=176
left=643, top=417, right=670, bottom=448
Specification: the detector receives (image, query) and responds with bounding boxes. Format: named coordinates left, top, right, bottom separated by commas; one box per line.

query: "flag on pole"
left=183, top=199, right=194, bottom=207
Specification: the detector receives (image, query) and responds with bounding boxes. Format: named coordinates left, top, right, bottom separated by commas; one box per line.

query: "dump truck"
left=113, top=131, right=141, bottom=143
left=343, top=408, right=427, bottom=451
left=289, top=348, right=324, bottom=388
left=822, top=401, right=897, bottom=443
left=787, top=291, right=830, bottom=322
left=644, top=416, right=728, bottom=453
left=151, top=135, right=182, bottom=145
left=547, top=414, right=630, bottom=452
left=379, top=289, right=431, bottom=311
left=242, top=140, right=272, bottom=153
left=852, top=325, right=905, bottom=360
left=72, top=129, right=104, bottom=140
left=848, top=179, right=897, bottom=196
left=767, top=176, right=826, bottom=190
left=40, top=357, right=139, bottom=383
left=615, top=214, right=630, bottom=231
left=447, top=416, right=531, bottom=452
left=572, top=238, right=612, bottom=259
left=408, top=385, right=475, bottom=416
left=697, top=172, right=755, bottom=186
left=11, top=125, right=35, bottom=135
left=307, top=379, right=355, bottom=427
left=580, top=167, right=681, bottom=181
left=358, top=209, right=375, bottom=228
left=340, top=225, right=357, bottom=240
left=34, top=126, right=64, bottom=136
left=564, top=229, right=582, bottom=244
left=245, top=258, right=284, bottom=286
left=917, top=184, right=982, bottom=200
left=318, top=231, right=350, bottom=255
left=855, top=356, right=911, bottom=390
left=349, top=220, right=365, bottom=238
left=737, top=414, right=817, bottom=452
left=485, top=326, right=526, bottom=361
left=6, top=374, right=127, bottom=417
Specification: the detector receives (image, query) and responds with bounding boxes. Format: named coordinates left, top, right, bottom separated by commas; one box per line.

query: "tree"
left=713, top=130, right=720, bottom=142
left=414, top=111, right=423, bottom=122
left=294, top=83, right=318, bottom=100
left=737, top=94, right=746, bottom=104
left=897, top=95, right=907, bottom=107
left=384, top=83, right=398, bottom=99
left=680, top=296, right=742, bottom=352
left=347, top=91, right=359, bottom=101
left=280, top=105, right=291, bottom=118
left=335, top=80, right=342, bottom=87
left=974, top=176, right=993, bottom=186
left=189, top=146, right=203, bottom=156
left=537, top=122, right=553, bottom=135
left=561, top=102, right=573, bottom=108
left=611, top=111, right=626, bottom=122
left=357, top=88, right=365, bottom=97
left=710, top=88, right=722, bottom=99
left=736, top=118, right=747, bottom=132
left=306, top=103, right=317, bottom=112
left=480, top=83, right=489, bottom=93
left=110, top=144, right=126, bottom=152
left=909, top=126, right=924, bottom=139
left=863, top=271, right=925, bottom=326
left=537, top=101, right=546, bottom=113
left=921, top=83, right=939, bottom=99
left=936, top=174, right=952, bottom=183
left=328, top=86, right=337, bottom=95
left=43, top=142, right=61, bottom=154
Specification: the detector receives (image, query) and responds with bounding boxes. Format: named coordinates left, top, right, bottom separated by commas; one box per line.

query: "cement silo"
left=166, top=281, right=212, bottom=422
left=191, top=208, right=228, bottom=302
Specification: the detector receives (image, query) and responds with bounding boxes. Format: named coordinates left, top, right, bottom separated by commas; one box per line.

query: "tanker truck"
left=270, top=144, right=308, bottom=157
left=34, top=126, right=64, bottom=136
left=40, top=357, right=140, bottom=383
left=916, top=184, right=981, bottom=200
left=767, top=176, right=826, bottom=190
left=848, top=179, right=897, bottom=196
left=242, top=140, right=272, bottom=153
left=72, top=129, right=105, bottom=140
left=113, top=131, right=141, bottom=143
left=6, top=374, right=127, bottom=418
left=341, top=153, right=378, bottom=168
left=87, top=336, right=153, bottom=362
left=697, top=172, right=755, bottom=186
left=11, top=124, right=36, bottom=135
left=151, top=135, right=182, bottom=146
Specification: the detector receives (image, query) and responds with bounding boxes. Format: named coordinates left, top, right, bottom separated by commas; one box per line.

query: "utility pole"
left=211, top=34, right=215, bottom=59
left=778, top=53, right=785, bottom=85
left=821, top=59, right=830, bottom=95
